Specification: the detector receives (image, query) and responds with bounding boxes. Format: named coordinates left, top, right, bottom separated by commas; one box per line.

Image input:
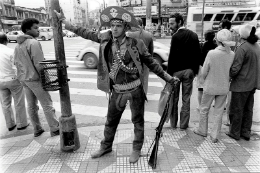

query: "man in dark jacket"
left=167, top=13, right=201, bottom=130
left=55, top=6, right=178, bottom=163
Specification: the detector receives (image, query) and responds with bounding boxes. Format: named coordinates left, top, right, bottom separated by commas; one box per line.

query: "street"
left=1, top=37, right=260, bottom=173
left=1, top=37, right=259, bottom=138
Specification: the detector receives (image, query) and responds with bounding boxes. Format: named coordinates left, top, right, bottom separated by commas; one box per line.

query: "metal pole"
left=156, top=0, right=161, bottom=37
left=51, top=0, right=80, bottom=152
left=0, top=13, right=5, bottom=32
left=146, top=0, right=152, bottom=32
left=201, top=0, right=205, bottom=42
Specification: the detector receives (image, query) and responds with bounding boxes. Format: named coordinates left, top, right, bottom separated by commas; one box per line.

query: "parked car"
left=6, top=31, right=24, bottom=42
left=77, top=40, right=170, bottom=69
left=38, top=28, right=52, bottom=41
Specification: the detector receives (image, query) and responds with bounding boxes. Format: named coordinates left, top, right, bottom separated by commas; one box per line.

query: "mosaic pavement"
left=0, top=126, right=260, bottom=173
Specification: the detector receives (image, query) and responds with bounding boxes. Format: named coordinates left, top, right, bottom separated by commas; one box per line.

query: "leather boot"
left=91, top=148, right=112, bottom=158
left=129, top=150, right=141, bottom=163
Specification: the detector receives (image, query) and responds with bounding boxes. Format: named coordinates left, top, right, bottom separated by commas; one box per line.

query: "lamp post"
left=0, top=11, right=5, bottom=32
left=51, top=0, right=80, bottom=152
left=201, top=0, right=205, bottom=42
left=155, top=0, right=161, bottom=37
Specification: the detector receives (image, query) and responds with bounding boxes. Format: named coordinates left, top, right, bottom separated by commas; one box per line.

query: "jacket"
left=230, top=41, right=260, bottom=92
left=13, top=35, right=44, bottom=82
left=201, top=46, right=235, bottom=95
left=167, top=28, right=201, bottom=76
left=65, top=24, right=172, bottom=96
left=127, top=29, right=154, bottom=94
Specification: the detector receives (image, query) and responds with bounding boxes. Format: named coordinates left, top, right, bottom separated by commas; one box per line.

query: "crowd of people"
left=0, top=5, right=259, bottom=164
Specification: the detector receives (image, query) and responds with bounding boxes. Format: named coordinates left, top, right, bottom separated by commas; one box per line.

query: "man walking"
left=0, top=32, right=29, bottom=131
left=126, top=17, right=154, bottom=94
left=167, top=13, right=201, bottom=130
left=13, top=18, right=59, bottom=137
left=54, top=6, right=178, bottom=163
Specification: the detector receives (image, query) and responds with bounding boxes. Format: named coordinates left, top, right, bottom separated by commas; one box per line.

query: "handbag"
left=158, top=83, right=173, bottom=123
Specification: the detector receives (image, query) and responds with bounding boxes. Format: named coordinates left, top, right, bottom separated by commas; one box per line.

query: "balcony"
left=0, top=15, right=17, bottom=20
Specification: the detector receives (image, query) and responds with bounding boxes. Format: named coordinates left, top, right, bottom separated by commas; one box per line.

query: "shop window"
left=234, top=13, right=246, bottom=21
left=214, top=14, right=225, bottom=21
left=244, top=13, right=256, bottom=21
left=193, top=14, right=202, bottom=21
left=223, top=13, right=234, bottom=21
left=203, top=14, right=213, bottom=21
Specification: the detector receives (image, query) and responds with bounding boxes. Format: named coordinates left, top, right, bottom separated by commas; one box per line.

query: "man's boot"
left=91, top=148, right=112, bottom=158
left=129, top=150, right=141, bottom=163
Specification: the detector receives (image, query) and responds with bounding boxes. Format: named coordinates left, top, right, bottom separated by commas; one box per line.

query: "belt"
left=0, top=76, right=17, bottom=81
left=113, top=79, right=141, bottom=93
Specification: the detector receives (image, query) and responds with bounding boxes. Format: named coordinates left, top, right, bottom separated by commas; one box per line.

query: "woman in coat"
left=227, top=24, right=260, bottom=141
left=194, top=29, right=235, bottom=143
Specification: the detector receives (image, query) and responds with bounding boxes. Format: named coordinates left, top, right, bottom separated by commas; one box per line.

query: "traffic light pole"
left=51, top=0, right=80, bottom=152
left=146, top=0, right=152, bottom=32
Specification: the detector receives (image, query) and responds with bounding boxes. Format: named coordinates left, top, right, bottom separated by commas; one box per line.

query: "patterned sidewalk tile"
left=0, top=127, right=259, bottom=173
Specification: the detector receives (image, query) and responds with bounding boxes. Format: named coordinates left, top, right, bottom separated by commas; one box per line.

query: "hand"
left=169, top=76, right=180, bottom=86
left=54, top=8, right=66, bottom=22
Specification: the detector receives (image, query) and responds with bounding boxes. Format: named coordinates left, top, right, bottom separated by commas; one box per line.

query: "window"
left=223, top=13, right=234, bottom=21
left=244, top=13, right=256, bottom=21
left=203, top=14, right=213, bottom=21
left=257, top=14, right=260, bottom=20
left=214, top=14, right=225, bottom=21
left=193, top=14, right=202, bottom=21
left=234, top=13, right=246, bottom=21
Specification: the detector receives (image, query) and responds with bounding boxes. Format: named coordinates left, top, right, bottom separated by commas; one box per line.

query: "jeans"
left=101, top=86, right=145, bottom=151
left=197, top=93, right=227, bottom=140
left=0, top=79, right=28, bottom=128
left=169, top=69, right=194, bottom=129
left=229, top=90, right=255, bottom=139
left=22, top=81, right=59, bottom=133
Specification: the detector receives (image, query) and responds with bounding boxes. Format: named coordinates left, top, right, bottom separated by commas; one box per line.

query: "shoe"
left=225, top=132, right=239, bottom=140
left=193, top=130, right=207, bottom=137
left=51, top=129, right=60, bottom=137
left=241, top=135, right=250, bottom=141
left=129, top=150, right=141, bottom=163
left=210, top=136, right=219, bottom=143
left=180, top=126, right=188, bottom=131
left=91, top=148, right=112, bottom=158
left=8, top=125, right=16, bottom=131
left=17, top=123, right=30, bottom=130
left=34, top=129, right=45, bottom=137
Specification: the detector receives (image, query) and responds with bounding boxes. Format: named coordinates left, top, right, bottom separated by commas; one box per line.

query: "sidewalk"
left=0, top=120, right=259, bottom=173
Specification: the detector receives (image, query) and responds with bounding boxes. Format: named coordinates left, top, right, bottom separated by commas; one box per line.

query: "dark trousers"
left=169, top=69, right=194, bottom=129
left=101, top=86, right=145, bottom=151
left=229, top=90, right=255, bottom=139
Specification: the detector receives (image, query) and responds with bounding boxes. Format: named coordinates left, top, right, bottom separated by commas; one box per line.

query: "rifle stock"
left=148, top=133, right=160, bottom=168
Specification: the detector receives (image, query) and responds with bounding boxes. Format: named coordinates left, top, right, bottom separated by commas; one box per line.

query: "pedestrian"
left=218, top=19, right=239, bottom=126
left=194, top=29, right=235, bottom=143
left=196, top=30, right=217, bottom=112
left=54, top=6, right=179, bottom=163
left=126, top=17, right=154, bottom=94
left=226, top=24, right=260, bottom=141
left=167, top=13, right=201, bottom=130
left=13, top=18, right=60, bottom=137
left=0, top=32, right=29, bottom=131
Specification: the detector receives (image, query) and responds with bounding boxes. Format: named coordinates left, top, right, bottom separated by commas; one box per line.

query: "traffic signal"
left=77, top=0, right=80, bottom=4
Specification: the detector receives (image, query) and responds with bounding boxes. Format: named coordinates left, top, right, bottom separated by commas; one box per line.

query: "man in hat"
left=54, top=6, right=179, bottom=163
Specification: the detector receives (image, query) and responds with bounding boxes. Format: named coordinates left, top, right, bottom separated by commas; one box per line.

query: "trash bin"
left=39, top=60, right=61, bottom=91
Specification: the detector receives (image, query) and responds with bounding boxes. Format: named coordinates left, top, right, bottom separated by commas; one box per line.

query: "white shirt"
left=0, top=44, right=16, bottom=80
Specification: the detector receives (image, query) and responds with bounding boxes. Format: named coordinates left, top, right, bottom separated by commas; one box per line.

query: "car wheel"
left=41, top=36, right=46, bottom=41
left=83, top=53, right=98, bottom=69
left=153, top=54, right=163, bottom=66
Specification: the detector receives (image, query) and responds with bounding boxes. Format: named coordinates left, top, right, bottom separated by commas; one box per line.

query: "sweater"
left=201, top=46, right=235, bottom=95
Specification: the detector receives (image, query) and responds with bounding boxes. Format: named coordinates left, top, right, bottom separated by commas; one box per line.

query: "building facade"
left=0, top=0, right=17, bottom=32
left=0, top=0, right=50, bottom=32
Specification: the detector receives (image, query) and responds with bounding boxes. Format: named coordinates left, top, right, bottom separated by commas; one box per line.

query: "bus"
left=186, top=6, right=260, bottom=37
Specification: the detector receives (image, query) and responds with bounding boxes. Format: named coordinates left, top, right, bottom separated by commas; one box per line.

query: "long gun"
left=148, top=84, right=175, bottom=169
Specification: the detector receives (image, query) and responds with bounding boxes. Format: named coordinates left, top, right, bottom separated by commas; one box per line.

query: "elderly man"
left=54, top=6, right=178, bottom=163
left=0, top=32, right=29, bottom=131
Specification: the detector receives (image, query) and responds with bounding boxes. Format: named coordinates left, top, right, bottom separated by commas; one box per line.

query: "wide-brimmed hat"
left=239, top=24, right=255, bottom=39
left=100, top=6, right=139, bottom=28
left=217, top=29, right=235, bottom=47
